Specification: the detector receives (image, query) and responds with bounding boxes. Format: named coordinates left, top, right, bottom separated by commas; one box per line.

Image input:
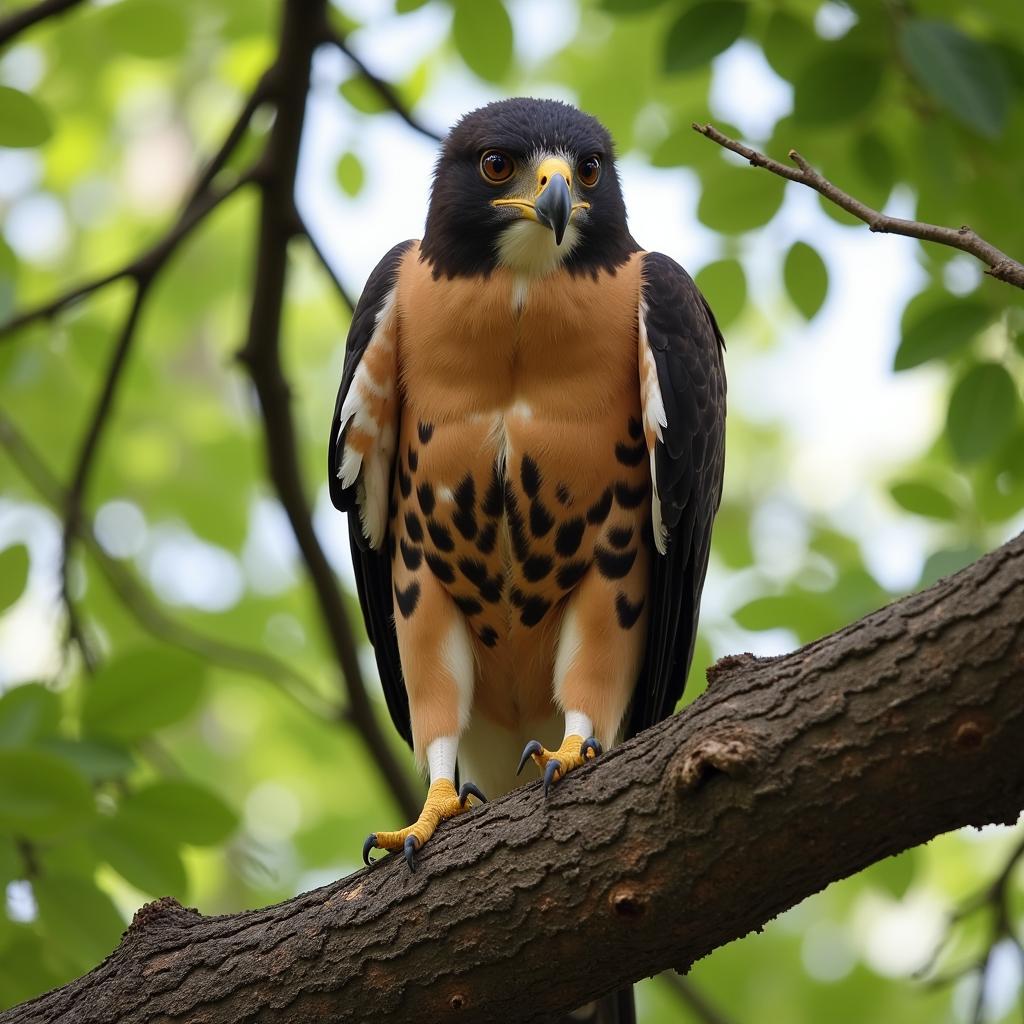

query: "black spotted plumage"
left=394, top=580, right=421, bottom=619
left=586, top=487, right=612, bottom=525
left=555, top=517, right=585, bottom=557
left=425, top=552, right=456, bottom=584
left=615, top=593, right=645, bottom=630
left=615, top=439, right=647, bottom=467
left=595, top=545, right=636, bottom=580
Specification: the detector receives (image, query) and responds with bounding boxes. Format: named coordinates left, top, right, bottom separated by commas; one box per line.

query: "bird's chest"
left=389, top=257, right=649, bottom=657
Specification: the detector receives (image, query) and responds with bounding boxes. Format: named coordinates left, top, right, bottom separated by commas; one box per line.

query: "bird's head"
left=421, top=98, right=636, bottom=279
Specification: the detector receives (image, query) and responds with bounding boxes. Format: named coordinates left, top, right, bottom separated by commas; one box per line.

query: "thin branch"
left=0, top=411, right=337, bottom=722
left=59, top=281, right=149, bottom=667
left=237, top=0, right=421, bottom=822
left=661, top=972, right=741, bottom=1024
left=0, top=176, right=250, bottom=342
left=320, top=25, right=443, bottom=143
left=0, top=0, right=84, bottom=48
left=692, top=122, right=1024, bottom=290
left=296, top=211, right=355, bottom=313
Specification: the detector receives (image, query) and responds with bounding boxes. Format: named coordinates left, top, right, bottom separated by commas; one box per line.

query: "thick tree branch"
left=6, top=532, right=1022, bottom=1024
left=0, top=0, right=84, bottom=48
left=693, top=123, right=1024, bottom=290
left=0, top=412, right=336, bottom=721
left=236, top=0, right=421, bottom=822
left=320, top=24, right=443, bottom=143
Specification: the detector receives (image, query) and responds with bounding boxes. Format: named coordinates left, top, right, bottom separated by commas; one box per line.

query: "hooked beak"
left=490, top=155, right=588, bottom=247
left=534, top=172, right=572, bottom=246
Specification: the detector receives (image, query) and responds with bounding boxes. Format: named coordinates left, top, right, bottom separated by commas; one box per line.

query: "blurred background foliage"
left=1, top=0, right=1023, bottom=1020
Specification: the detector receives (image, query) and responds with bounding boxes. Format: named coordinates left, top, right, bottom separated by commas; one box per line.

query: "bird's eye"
left=577, top=155, right=601, bottom=188
left=480, top=150, right=514, bottom=183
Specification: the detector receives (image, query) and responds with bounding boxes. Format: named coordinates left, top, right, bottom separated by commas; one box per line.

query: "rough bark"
left=4, top=534, right=1023, bottom=1024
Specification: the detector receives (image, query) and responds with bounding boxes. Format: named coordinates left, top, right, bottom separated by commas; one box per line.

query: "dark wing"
left=626, top=251, right=726, bottom=737
left=329, top=239, right=415, bottom=748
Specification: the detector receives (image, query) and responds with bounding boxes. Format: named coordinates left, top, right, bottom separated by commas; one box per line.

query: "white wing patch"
left=638, top=297, right=669, bottom=555
left=335, top=285, right=400, bottom=549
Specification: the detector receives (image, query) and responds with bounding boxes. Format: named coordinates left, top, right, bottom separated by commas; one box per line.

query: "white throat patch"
left=496, top=218, right=581, bottom=277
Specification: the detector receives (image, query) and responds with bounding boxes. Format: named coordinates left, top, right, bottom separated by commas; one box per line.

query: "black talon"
left=362, top=833, right=378, bottom=866
left=404, top=835, right=418, bottom=871
left=459, top=781, right=488, bottom=806
left=544, top=759, right=560, bottom=796
left=517, top=739, right=543, bottom=776
left=581, top=737, right=603, bottom=761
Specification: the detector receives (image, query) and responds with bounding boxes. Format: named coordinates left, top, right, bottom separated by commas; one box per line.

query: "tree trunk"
left=4, top=534, right=1022, bottom=1023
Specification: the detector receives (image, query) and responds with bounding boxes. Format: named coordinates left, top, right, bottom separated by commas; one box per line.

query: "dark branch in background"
left=0, top=412, right=336, bottom=721
left=0, top=0, right=84, bottom=48
left=693, top=123, right=1024, bottom=290
left=319, top=22, right=443, bottom=143
left=661, top=973, right=740, bottom=1024
left=297, top=211, right=355, bottom=314
left=236, top=0, right=420, bottom=822
left=919, top=832, right=1024, bottom=1024
left=0, top=0, right=421, bottom=822
left=4, top=533, right=1022, bottom=1024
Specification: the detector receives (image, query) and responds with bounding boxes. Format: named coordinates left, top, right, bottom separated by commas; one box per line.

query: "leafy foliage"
left=0, top=0, right=1022, bottom=1019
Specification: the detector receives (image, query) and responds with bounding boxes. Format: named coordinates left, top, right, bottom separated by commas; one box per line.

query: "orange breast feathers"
left=384, top=248, right=653, bottom=733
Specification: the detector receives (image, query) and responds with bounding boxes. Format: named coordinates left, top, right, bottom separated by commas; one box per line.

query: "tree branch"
left=236, top=0, right=421, bottom=822
left=0, top=0, right=84, bottom=48
left=297, top=211, right=355, bottom=314
left=6, top=532, right=1022, bottom=1024
left=321, top=24, right=443, bottom=143
left=692, top=123, right=1024, bottom=290
left=0, top=411, right=336, bottom=721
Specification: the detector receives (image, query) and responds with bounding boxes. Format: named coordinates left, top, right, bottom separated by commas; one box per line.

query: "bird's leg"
left=362, top=736, right=486, bottom=871
left=516, top=711, right=603, bottom=795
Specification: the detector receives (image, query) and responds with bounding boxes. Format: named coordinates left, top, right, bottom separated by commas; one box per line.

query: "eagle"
left=329, top=98, right=725, bottom=884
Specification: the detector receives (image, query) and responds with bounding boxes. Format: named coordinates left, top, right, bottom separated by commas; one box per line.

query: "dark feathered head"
left=420, top=98, right=637, bottom=279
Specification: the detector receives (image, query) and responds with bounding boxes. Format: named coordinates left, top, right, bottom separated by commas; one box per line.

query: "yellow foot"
left=362, top=779, right=486, bottom=871
left=516, top=734, right=603, bottom=795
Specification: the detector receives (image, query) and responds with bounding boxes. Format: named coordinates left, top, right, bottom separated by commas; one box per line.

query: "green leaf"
left=733, top=591, right=838, bottom=644
left=0, top=543, right=30, bottom=614
left=888, top=480, right=960, bottom=520
left=102, top=0, right=189, bottom=60
left=599, top=0, right=670, bottom=11
left=946, top=363, right=1019, bottom=463
left=82, top=648, right=206, bottom=741
left=396, top=0, right=431, bottom=11
left=119, top=780, right=238, bottom=846
left=894, top=300, right=992, bottom=371
left=0, top=87, right=52, bottom=148
left=697, top=163, right=785, bottom=234
left=38, top=738, right=135, bottom=783
left=451, top=0, right=514, bottom=83
left=0, top=749, right=94, bottom=839
left=338, top=76, right=389, bottom=115
left=900, top=20, right=1010, bottom=139
left=664, top=2, right=747, bottom=74
left=783, top=242, right=828, bottom=319
left=760, top=10, right=818, bottom=82
left=335, top=152, right=365, bottom=198
left=919, top=546, right=985, bottom=589
left=0, top=684, right=60, bottom=747
left=695, top=259, right=747, bottom=329
left=34, top=874, right=125, bottom=971
left=793, top=50, right=884, bottom=124
left=93, top=814, right=187, bottom=898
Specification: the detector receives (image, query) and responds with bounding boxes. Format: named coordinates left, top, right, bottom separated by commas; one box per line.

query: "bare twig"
left=0, top=411, right=336, bottom=721
left=0, top=0, right=84, bottom=48
left=296, top=212, right=355, bottom=313
left=692, top=123, right=1024, bottom=290
left=0, top=177, right=250, bottom=341
left=661, top=972, right=741, bottom=1024
left=917, top=829, right=1024, bottom=1023
left=320, top=24, right=443, bottom=143
left=237, top=0, right=421, bottom=822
